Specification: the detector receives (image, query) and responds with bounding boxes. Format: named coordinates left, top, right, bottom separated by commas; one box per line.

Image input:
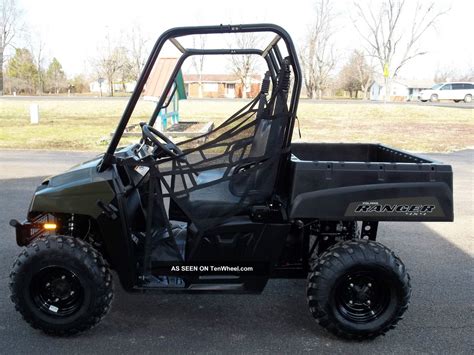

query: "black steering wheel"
left=141, top=124, right=185, bottom=160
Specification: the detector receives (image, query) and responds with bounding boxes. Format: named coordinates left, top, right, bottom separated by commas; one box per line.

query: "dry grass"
left=0, top=98, right=472, bottom=152
left=294, top=101, right=474, bottom=152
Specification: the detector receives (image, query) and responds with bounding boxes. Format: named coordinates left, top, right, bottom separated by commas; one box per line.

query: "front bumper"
left=9, top=219, right=38, bottom=246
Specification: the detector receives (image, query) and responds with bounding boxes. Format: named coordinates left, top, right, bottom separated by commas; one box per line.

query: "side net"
left=156, top=64, right=292, bottom=232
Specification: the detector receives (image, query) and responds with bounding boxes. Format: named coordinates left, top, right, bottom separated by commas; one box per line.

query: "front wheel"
left=307, top=240, right=410, bottom=340
left=430, top=94, right=438, bottom=102
left=10, top=235, right=113, bottom=336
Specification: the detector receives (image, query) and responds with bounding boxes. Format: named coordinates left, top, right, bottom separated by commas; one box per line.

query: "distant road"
left=1, top=95, right=472, bottom=109
left=300, top=98, right=474, bottom=109
left=0, top=95, right=129, bottom=101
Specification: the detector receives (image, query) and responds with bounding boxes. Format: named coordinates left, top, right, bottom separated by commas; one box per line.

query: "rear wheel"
left=10, top=235, right=113, bottom=336
left=430, top=94, right=438, bottom=102
left=307, top=239, right=410, bottom=340
left=464, top=94, right=472, bottom=103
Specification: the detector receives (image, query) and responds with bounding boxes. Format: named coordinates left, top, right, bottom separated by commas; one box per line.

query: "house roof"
left=144, top=57, right=186, bottom=100
left=183, top=73, right=261, bottom=83
left=371, top=75, right=435, bottom=89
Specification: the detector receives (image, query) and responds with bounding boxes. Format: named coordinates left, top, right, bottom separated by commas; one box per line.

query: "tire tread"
left=306, top=239, right=411, bottom=340
left=9, top=235, right=113, bottom=336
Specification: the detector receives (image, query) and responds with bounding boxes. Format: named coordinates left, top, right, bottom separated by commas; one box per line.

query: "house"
left=183, top=74, right=261, bottom=98
left=89, top=80, right=136, bottom=95
left=369, top=77, right=435, bottom=101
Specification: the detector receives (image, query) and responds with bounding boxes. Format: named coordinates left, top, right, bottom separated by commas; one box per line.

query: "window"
left=203, top=83, right=218, bottom=92
left=452, top=84, right=463, bottom=90
left=440, top=84, right=452, bottom=90
left=462, top=83, right=474, bottom=89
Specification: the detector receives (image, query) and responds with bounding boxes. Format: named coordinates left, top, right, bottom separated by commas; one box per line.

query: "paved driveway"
left=0, top=150, right=472, bottom=354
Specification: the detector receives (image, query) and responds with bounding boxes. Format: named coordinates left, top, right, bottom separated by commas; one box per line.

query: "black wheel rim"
left=334, top=270, right=391, bottom=323
left=30, top=266, right=85, bottom=317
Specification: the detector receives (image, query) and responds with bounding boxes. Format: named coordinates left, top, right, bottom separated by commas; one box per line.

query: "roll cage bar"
left=99, top=24, right=302, bottom=171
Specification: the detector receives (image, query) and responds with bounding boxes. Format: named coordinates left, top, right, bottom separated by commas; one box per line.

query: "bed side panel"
left=289, top=160, right=453, bottom=222
left=290, top=182, right=453, bottom=221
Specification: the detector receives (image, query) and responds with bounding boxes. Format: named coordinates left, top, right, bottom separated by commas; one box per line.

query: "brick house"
left=183, top=74, right=261, bottom=98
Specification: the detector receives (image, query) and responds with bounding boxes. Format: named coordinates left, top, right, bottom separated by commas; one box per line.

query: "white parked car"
left=419, top=82, right=474, bottom=103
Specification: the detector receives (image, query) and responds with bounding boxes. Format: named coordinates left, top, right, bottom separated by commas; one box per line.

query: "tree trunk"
left=317, top=88, right=322, bottom=100
left=0, top=51, right=3, bottom=96
left=305, top=83, right=314, bottom=99
left=384, top=77, right=390, bottom=103
left=198, top=73, right=203, bottom=98
left=361, top=85, right=368, bottom=100
left=241, top=79, right=247, bottom=99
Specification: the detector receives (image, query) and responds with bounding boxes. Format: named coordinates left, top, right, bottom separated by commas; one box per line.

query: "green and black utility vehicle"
left=9, top=24, right=454, bottom=339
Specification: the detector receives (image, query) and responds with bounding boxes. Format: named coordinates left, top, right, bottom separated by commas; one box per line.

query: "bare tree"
left=229, top=33, right=260, bottom=99
left=95, top=33, right=130, bottom=96
left=0, top=0, right=22, bottom=95
left=338, top=65, right=360, bottom=98
left=353, top=0, right=448, bottom=101
left=117, top=46, right=133, bottom=92
left=339, top=50, right=374, bottom=99
left=300, top=0, right=337, bottom=99
left=456, top=67, right=474, bottom=82
left=191, top=35, right=206, bottom=98
left=128, top=25, right=149, bottom=81
left=434, top=66, right=474, bottom=83
left=28, top=33, right=46, bottom=94
left=433, top=67, right=455, bottom=83
left=353, top=50, right=374, bottom=99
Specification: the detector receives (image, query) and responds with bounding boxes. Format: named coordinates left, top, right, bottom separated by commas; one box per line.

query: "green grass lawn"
left=0, top=98, right=472, bottom=152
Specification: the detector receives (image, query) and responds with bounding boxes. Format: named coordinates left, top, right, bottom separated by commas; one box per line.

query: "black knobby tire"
left=10, top=235, right=113, bottom=336
left=307, top=239, right=411, bottom=340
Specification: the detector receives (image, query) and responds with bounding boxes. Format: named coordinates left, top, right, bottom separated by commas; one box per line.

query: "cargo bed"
left=289, top=143, right=454, bottom=222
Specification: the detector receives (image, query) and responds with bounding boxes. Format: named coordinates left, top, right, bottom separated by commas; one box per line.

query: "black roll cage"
left=99, top=23, right=302, bottom=171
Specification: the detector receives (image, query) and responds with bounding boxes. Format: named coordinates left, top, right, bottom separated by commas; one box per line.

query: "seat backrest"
left=249, top=58, right=291, bottom=158
left=228, top=59, right=291, bottom=198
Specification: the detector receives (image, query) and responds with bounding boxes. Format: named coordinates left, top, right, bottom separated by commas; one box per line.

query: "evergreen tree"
left=46, top=57, right=67, bottom=94
left=6, top=48, right=38, bottom=94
